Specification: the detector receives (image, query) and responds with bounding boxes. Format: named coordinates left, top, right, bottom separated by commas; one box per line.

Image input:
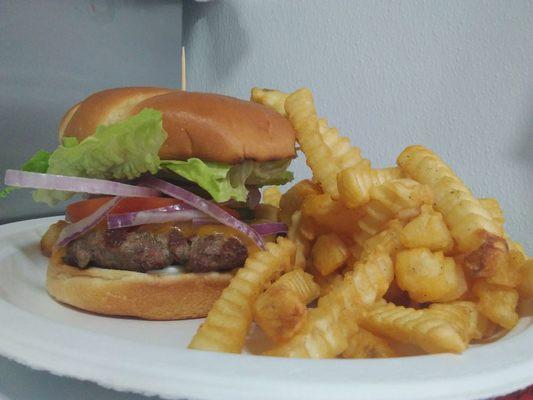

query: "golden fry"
left=311, top=233, right=350, bottom=276
left=360, top=219, right=404, bottom=260
left=253, top=270, right=320, bottom=343
left=254, top=285, right=307, bottom=343
left=479, top=198, right=505, bottom=234
left=278, top=179, right=322, bottom=225
left=250, top=87, right=288, bottom=116
left=395, top=248, right=466, bottom=303
left=273, top=269, right=321, bottom=304
left=40, top=220, right=67, bottom=257
left=285, top=89, right=341, bottom=197
left=518, top=258, right=533, bottom=299
left=262, top=186, right=282, bottom=208
left=485, top=249, right=523, bottom=288
left=360, top=302, right=467, bottom=353
left=400, top=205, right=453, bottom=252
left=264, top=304, right=350, bottom=358
left=317, top=118, right=363, bottom=172
left=288, top=211, right=312, bottom=270
left=463, top=232, right=509, bottom=279
left=188, top=238, right=295, bottom=353
left=397, top=145, right=502, bottom=252
left=353, top=179, right=433, bottom=245
left=341, top=327, right=396, bottom=359
left=266, top=252, right=392, bottom=358
left=301, top=193, right=364, bottom=237
left=337, top=160, right=373, bottom=208
left=473, top=280, right=519, bottom=330
left=428, top=301, right=485, bottom=343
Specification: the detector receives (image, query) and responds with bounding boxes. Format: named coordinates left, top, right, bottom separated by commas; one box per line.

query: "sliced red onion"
left=140, top=177, right=265, bottom=248
left=56, top=197, right=121, bottom=248
left=107, top=206, right=206, bottom=229
left=251, top=222, right=288, bottom=236
left=247, top=187, right=261, bottom=209
left=4, top=170, right=160, bottom=197
left=192, top=217, right=218, bottom=226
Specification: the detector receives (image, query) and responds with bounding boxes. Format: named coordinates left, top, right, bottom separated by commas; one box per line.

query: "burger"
left=3, top=87, right=296, bottom=320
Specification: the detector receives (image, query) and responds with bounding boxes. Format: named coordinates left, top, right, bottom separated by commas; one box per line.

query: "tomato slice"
left=66, top=197, right=184, bottom=223
left=66, top=196, right=241, bottom=223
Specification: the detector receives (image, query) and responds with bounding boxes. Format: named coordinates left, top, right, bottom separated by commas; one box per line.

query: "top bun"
left=59, top=87, right=296, bottom=163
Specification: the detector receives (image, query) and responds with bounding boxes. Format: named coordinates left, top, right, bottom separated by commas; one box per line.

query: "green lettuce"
left=161, top=158, right=293, bottom=203
left=33, top=109, right=166, bottom=205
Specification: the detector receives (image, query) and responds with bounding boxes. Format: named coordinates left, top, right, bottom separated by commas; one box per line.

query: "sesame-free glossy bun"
left=59, top=87, right=296, bottom=163
left=46, top=250, right=233, bottom=320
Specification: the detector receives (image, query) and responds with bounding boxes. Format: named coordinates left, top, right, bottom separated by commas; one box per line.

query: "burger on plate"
left=3, top=87, right=296, bottom=320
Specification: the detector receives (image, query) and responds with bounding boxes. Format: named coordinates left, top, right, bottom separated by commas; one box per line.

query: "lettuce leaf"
left=33, top=109, right=166, bottom=205
left=162, top=159, right=244, bottom=202
left=161, top=158, right=293, bottom=203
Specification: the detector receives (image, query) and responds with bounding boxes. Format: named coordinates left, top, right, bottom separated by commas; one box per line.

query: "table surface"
left=0, top=356, right=152, bottom=400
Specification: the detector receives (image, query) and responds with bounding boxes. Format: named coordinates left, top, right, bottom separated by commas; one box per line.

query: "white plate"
left=0, top=217, right=531, bottom=400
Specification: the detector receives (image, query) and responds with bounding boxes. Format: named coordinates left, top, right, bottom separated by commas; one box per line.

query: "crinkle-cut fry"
left=317, top=118, right=363, bottom=171
left=253, top=270, right=320, bottom=343
left=395, top=248, right=467, bottom=303
left=400, top=205, right=453, bottom=252
left=506, top=237, right=528, bottom=258
left=264, top=303, right=350, bottom=358
left=311, top=233, right=350, bottom=276
left=340, top=326, right=397, bottom=358
left=253, top=285, right=307, bottom=343
left=360, top=219, right=404, bottom=260
left=428, top=301, right=485, bottom=343
left=188, top=237, right=295, bottom=353
left=317, top=252, right=393, bottom=316
left=360, top=302, right=467, bottom=354
left=279, top=179, right=322, bottom=225
left=262, top=186, right=282, bottom=208
left=250, top=87, right=288, bottom=116
left=338, top=164, right=406, bottom=210
left=301, top=193, right=364, bottom=237
left=272, top=269, right=320, bottom=304
left=337, top=160, right=373, bottom=208
left=353, top=178, right=433, bottom=246
left=266, top=252, right=393, bottom=358
left=288, top=211, right=311, bottom=270
left=518, top=259, right=533, bottom=299
left=371, top=167, right=405, bottom=185
left=473, top=280, right=519, bottom=330
left=463, top=232, right=509, bottom=280
left=285, top=89, right=340, bottom=197
left=397, top=145, right=502, bottom=252
left=479, top=198, right=505, bottom=234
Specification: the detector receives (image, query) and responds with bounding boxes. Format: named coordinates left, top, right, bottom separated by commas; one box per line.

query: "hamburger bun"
left=59, top=87, right=296, bottom=163
left=46, top=250, right=234, bottom=320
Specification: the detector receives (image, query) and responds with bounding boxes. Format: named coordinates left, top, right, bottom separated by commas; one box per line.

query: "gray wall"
left=0, top=0, right=182, bottom=222
left=183, top=0, right=533, bottom=253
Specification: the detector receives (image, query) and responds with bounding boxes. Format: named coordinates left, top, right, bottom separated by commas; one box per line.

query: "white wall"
left=184, top=0, right=533, bottom=252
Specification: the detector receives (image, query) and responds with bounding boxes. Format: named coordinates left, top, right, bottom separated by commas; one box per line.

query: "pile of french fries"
left=188, top=87, right=533, bottom=358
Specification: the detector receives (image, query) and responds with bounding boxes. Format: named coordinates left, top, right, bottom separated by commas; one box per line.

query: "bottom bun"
left=46, top=251, right=234, bottom=320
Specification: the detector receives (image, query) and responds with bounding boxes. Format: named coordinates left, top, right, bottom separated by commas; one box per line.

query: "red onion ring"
left=56, top=197, right=122, bottom=248
left=4, top=170, right=160, bottom=197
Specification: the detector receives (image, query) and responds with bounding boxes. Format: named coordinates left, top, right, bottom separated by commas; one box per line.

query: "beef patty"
left=64, top=226, right=248, bottom=273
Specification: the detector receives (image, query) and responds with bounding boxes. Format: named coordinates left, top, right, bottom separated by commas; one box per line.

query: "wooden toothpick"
left=181, top=46, right=187, bottom=91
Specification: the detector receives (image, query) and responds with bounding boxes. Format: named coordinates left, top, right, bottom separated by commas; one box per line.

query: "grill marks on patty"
left=64, top=226, right=248, bottom=273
